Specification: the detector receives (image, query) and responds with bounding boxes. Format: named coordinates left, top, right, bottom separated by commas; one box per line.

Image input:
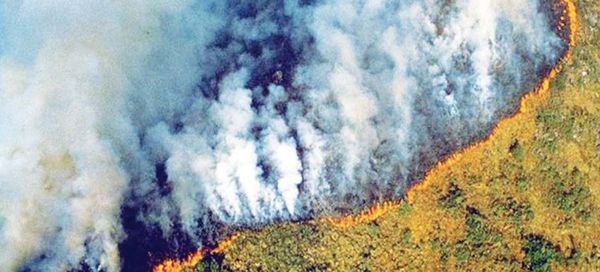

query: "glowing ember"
left=152, top=1, right=578, bottom=270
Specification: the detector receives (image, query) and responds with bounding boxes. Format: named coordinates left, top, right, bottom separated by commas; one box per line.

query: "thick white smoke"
left=0, top=0, right=566, bottom=271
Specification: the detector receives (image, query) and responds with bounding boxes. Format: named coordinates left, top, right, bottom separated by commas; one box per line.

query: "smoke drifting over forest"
left=0, top=0, right=567, bottom=271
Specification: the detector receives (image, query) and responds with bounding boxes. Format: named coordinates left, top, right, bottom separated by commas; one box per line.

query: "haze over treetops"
left=160, top=0, right=598, bottom=270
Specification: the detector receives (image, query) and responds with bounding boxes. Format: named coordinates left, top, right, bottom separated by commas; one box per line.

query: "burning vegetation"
left=153, top=0, right=600, bottom=271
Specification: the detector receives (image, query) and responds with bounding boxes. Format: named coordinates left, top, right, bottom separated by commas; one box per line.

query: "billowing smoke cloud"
left=0, top=0, right=566, bottom=271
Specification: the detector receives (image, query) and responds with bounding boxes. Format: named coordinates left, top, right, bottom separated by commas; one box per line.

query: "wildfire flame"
left=152, top=0, right=577, bottom=270
left=152, top=234, right=240, bottom=272
left=407, top=0, right=577, bottom=205
left=318, top=200, right=403, bottom=228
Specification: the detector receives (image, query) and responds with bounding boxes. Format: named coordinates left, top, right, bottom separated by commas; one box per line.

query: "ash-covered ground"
left=0, top=0, right=569, bottom=271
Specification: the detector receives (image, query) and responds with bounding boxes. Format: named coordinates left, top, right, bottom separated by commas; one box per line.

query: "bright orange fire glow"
left=407, top=0, right=576, bottom=205
left=152, top=234, right=240, bottom=272
left=318, top=200, right=403, bottom=228
left=152, top=1, right=577, bottom=270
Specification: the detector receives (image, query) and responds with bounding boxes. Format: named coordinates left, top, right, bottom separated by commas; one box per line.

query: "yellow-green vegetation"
left=195, top=1, right=599, bottom=271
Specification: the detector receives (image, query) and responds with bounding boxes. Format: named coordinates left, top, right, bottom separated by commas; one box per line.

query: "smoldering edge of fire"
left=0, top=0, right=566, bottom=271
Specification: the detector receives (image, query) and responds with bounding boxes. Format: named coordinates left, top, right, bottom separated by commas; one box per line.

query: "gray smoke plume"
left=0, top=0, right=566, bottom=271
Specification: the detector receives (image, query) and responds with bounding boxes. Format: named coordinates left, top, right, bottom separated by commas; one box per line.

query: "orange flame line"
left=152, top=234, right=240, bottom=272
left=318, top=200, right=403, bottom=228
left=152, top=1, right=577, bottom=270
left=407, top=0, right=577, bottom=205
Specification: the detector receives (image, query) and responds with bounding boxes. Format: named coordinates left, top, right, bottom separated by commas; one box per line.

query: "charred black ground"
left=114, top=1, right=572, bottom=271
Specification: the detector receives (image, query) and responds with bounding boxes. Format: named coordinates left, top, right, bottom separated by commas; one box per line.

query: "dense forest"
left=159, top=0, right=599, bottom=271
